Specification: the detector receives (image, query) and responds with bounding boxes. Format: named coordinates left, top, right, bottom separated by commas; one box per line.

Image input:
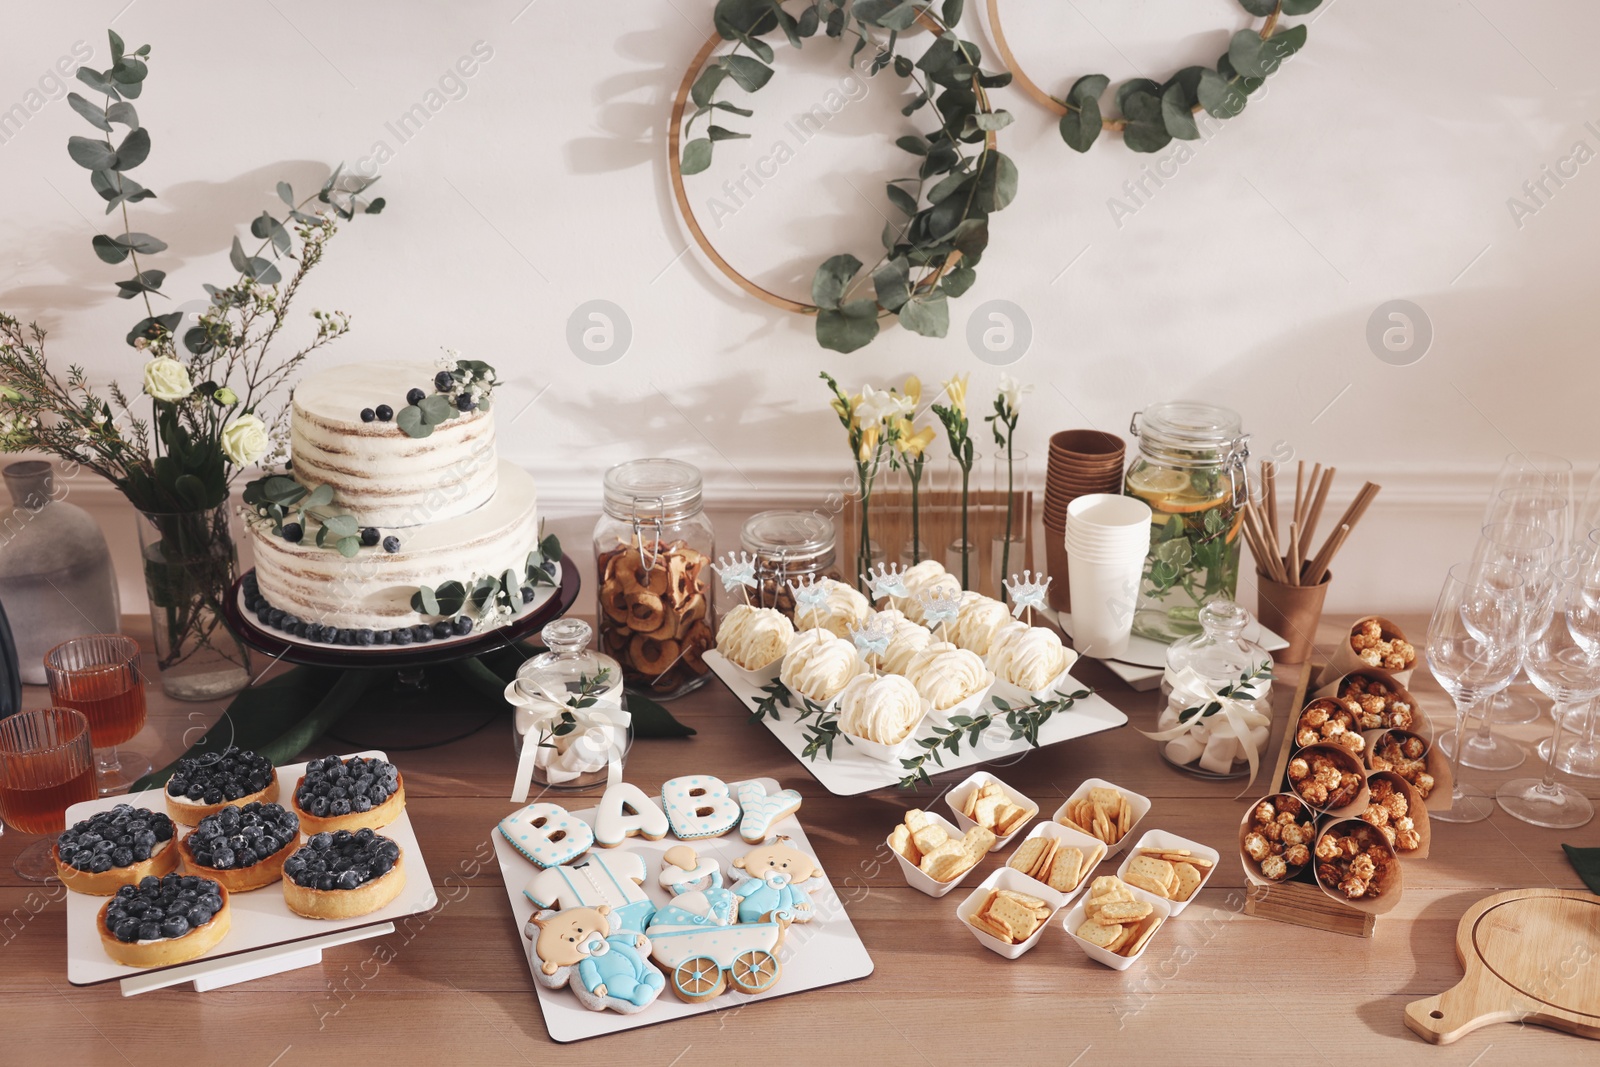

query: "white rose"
left=220, top=413, right=270, bottom=466
left=142, top=358, right=193, bottom=402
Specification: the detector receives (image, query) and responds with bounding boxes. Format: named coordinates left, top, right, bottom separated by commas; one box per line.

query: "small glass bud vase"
left=1156, top=599, right=1273, bottom=779
left=506, top=619, right=629, bottom=796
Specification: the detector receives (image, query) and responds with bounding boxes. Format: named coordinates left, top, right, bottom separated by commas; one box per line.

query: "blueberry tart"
left=165, top=746, right=279, bottom=825
left=176, top=802, right=301, bottom=893
left=282, top=829, right=406, bottom=919
left=96, top=873, right=231, bottom=967
left=291, top=754, right=406, bottom=834
left=53, top=804, right=178, bottom=895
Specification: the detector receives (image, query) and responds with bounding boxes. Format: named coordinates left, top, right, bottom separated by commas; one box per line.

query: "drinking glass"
left=1480, top=492, right=1572, bottom=725
left=1427, top=562, right=1526, bottom=823
left=1439, top=524, right=1554, bottom=768
left=0, top=706, right=96, bottom=880
left=1487, top=451, right=1573, bottom=522
left=1496, top=557, right=1597, bottom=827
left=44, top=634, right=149, bottom=794
left=1538, top=699, right=1600, bottom=777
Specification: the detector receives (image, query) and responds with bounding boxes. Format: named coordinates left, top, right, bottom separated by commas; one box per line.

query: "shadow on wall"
left=7, top=159, right=335, bottom=335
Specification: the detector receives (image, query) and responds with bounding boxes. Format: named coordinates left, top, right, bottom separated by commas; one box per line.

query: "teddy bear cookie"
left=730, top=837, right=822, bottom=925
left=526, top=905, right=665, bottom=1014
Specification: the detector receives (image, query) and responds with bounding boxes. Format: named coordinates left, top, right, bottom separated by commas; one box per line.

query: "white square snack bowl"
left=1063, top=884, right=1173, bottom=971
left=987, top=657, right=1081, bottom=707
left=1115, top=829, right=1221, bottom=916
left=1004, top=820, right=1108, bottom=906
left=923, top=676, right=997, bottom=727
left=846, top=728, right=919, bottom=765
left=956, top=867, right=1068, bottom=959
left=886, top=811, right=977, bottom=897
left=717, top=650, right=784, bottom=689
left=947, top=770, right=1039, bottom=852
left=1052, top=777, right=1152, bottom=858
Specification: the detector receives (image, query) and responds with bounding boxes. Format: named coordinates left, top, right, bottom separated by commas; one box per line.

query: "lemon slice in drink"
left=1127, top=467, right=1189, bottom=500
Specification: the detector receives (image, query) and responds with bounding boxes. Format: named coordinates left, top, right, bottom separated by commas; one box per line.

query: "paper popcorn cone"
left=1312, top=668, right=1432, bottom=742
left=1237, top=792, right=1316, bottom=888
left=1363, top=727, right=1453, bottom=815
left=1310, top=817, right=1404, bottom=916
left=1363, top=769, right=1431, bottom=861
left=1317, top=616, right=1417, bottom=689
left=1284, top=742, right=1371, bottom=820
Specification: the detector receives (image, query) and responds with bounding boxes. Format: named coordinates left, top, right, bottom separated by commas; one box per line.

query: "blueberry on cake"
left=177, top=802, right=302, bottom=892
left=165, top=746, right=278, bottom=825
left=96, top=873, right=231, bottom=967
left=54, top=804, right=178, bottom=895
left=292, top=754, right=406, bottom=834
left=282, top=828, right=406, bottom=919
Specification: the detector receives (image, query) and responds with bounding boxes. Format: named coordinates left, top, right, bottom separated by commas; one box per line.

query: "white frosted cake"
left=242, top=357, right=547, bottom=645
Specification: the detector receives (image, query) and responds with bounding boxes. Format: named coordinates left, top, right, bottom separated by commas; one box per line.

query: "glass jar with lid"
left=507, top=618, right=630, bottom=794
left=1126, top=401, right=1250, bottom=642
left=739, top=510, right=840, bottom=620
left=1155, top=599, right=1273, bottom=779
left=594, top=458, right=715, bottom=699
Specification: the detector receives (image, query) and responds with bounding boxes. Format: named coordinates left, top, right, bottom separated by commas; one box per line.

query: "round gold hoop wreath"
left=667, top=10, right=999, bottom=318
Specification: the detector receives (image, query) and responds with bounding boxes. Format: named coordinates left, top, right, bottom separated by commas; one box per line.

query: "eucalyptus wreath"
left=677, top=0, right=1017, bottom=353
left=1049, top=0, right=1321, bottom=154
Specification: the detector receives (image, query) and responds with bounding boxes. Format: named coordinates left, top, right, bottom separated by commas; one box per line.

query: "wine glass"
left=44, top=634, right=150, bottom=794
left=1427, top=562, right=1527, bottom=823
left=1477, top=502, right=1567, bottom=724
left=1439, top=524, right=1554, bottom=769
left=0, top=707, right=97, bottom=880
left=1488, top=451, right=1573, bottom=519
left=1496, top=555, right=1597, bottom=828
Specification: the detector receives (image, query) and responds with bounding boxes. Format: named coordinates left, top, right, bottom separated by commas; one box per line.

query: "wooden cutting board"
left=1406, top=888, right=1600, bottom=1044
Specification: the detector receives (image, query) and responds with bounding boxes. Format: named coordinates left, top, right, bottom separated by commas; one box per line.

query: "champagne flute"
left=1439, top=524, right=1554, bottom=768
left=1496, top=555, right=1597, bottom=827
left=0, top=707, right=96, bottom=880
left=1427, top=562, right=1526, bottom=823
left=45, top=634, right=150, bottom=794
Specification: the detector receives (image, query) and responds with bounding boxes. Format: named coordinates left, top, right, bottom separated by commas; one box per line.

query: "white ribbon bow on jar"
left=507, top=676, right=630, bottom=802
left=1138, top=666, right=1272, bottom=782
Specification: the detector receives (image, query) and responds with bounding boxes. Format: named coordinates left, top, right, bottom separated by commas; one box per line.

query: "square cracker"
left=1097, top=899, right=1153, bottom=924
left=1076, top=918, right=1123, bottom=948
left=1173, top=862, right=1204, bottom=901
left=889, top=825, right=920, bottom=865
left=988, top=895, right=1043, bottom=941
left=1047, top=846, right=1083, bottom=893
left=1009, top=837, right=1048, bottom=875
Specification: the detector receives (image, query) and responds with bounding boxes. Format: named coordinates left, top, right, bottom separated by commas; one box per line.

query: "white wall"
left=4, top=0, right=1598, bottom=616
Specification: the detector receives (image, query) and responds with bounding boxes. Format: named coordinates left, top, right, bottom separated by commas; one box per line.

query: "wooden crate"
left=1242, top=660, right=1377, bottom=938
left=840, top=488, right=1033, bottom=598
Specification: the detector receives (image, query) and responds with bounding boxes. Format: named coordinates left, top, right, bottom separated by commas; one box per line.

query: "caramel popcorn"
left=1352, top=619, right=1416, bottom=672
left=1339, top=675, right=1417, bottom=731
left=1296, top=699, right=1365, bottom=756
left=1316, top=823, right=1396, bottom=900
left=1371, top=732, right=1435, bottom=799
left=1243, top=794, right=1314, bottom=882
left=1288, top=749, right=1364, bottom=810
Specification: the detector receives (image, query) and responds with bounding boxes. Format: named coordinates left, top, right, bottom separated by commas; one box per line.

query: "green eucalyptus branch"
left=898, top=687, right=1092, bottom=788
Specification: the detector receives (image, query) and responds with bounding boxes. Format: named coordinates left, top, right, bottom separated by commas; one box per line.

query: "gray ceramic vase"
left=0, top=461, right=121, bottom=684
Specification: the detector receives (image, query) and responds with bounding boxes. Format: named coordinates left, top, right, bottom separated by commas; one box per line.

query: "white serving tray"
left=704, top=651, right=1129, bottom=796
left=65, top=750, right=437, bottom=993
left=492, top=777, right=874, bottom=1043
left=1041, top=608, right=1289, bottom=691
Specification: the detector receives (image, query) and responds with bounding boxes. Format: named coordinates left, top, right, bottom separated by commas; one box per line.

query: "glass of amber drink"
left=45, top=634, right=150, bottom=794
left=0, top=706, right=96, bottom=880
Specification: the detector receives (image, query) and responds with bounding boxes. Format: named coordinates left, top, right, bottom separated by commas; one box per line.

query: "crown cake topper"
left=920, top=589, right=962, bottom=637
left=1003, top=570, right=1051, bottom=622
left=848, top=613, right=894, bottom=662
left=860, top=562, right=910, bottom=601
left=787, top=574, right=831, bottom=627
left=712, top=552, right=759, bottom=603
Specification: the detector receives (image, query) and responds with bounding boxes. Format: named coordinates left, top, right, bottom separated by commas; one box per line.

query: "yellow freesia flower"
left=943, top=373, right=968, bottom=417
left=857, top=424, right=880, bottom=463
left=896, top=422, right=937, bottom=459
left=902, top=375, right=922, bottom=408
left=830, top=392, right=857, bottom=425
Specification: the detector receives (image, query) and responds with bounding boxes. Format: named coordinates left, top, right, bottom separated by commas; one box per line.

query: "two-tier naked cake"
left=241, top=357, right=551, bottom=645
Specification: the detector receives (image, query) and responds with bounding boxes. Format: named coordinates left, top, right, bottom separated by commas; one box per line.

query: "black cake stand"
left=220, top=564, right=581, bottom=751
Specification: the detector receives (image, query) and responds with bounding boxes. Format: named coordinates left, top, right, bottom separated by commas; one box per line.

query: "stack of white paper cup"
left=1064, top=494, right=1153, bottom=660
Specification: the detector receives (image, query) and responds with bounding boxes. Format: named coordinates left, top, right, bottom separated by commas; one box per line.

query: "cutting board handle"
left=1406, top=984, right=1524, bottom=1045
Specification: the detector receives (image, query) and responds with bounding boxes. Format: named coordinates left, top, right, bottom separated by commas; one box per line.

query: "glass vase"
left=136, top=505, right=251, bottom=701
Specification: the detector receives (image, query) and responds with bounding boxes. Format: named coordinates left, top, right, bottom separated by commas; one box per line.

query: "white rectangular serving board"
left=493, top=777, right=874, bottom=1043
left=66, top=750, right=437, bottom=988
left=705, top=652, right=1129, bottom=796
left=1042, top=609, right=1289, bottom=691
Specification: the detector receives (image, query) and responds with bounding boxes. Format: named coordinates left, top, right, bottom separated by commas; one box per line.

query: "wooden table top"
left=2, top=613, right=1595, bottom=1065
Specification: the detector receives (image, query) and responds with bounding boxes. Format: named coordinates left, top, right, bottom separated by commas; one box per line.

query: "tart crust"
left=96, top=885, right=232, bottom=967
left=176, top=827, right=299, bottom=893
left=290, top=770, right=406, bottom=835
left=282, top=850, right=406, bottom=920
left=166, top=772, right=280, bottom=826
left=53, top=839, right=178, bottom=896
